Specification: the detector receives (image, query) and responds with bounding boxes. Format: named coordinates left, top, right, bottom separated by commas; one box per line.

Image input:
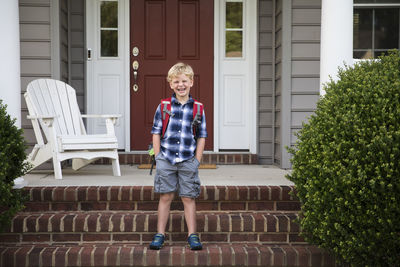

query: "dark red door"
left=130, top=0, right=214, bottom=150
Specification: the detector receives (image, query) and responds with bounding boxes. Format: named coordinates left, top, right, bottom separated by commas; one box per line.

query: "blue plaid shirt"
left=151, top=94, right=207, bottom=165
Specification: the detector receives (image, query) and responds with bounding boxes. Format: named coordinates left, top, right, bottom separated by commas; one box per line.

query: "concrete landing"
left=22, top=165, right=293, bottom=187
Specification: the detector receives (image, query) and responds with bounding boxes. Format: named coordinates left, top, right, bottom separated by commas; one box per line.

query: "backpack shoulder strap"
left=192, top=99, right=203, bottom=120
left=161, top=97, right=171, bottom=137
left=192, top=99, right=204, bottom=137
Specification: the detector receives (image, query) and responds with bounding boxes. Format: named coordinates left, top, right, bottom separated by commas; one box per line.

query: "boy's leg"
left=176, top=157, right=202, bottom=250
left=177, top=156, right=201, bottom=236
left=157, top=192, right=175, bottom=234
left=182, top=196, right=202, bottom=250
left=181, top=197, right=197, bottom=235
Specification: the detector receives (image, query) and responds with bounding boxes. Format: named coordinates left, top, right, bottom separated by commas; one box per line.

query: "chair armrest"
left=27, top=115, right=58, bottom=127
left=81, top=114, right=121, bottom=119
left=81, top=114, right=121, bottom=134
left=27, top=115, right=58, bottom=120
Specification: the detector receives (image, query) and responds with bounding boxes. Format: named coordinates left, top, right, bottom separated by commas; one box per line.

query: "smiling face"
left=169, top=73, right=193, bottom=103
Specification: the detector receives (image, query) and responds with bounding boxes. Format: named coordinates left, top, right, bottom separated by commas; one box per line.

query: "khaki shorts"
left=154, top=153, right=201, bottom=198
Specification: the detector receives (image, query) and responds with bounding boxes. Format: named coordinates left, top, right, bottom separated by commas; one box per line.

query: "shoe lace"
left=153, top=234, right=164, bottom=242
left=189, top=234, right=200, bottom=244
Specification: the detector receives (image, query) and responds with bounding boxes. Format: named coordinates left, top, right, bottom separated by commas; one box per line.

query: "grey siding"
left=58, top=0, right=86, bottom=109
left=291, top=0, right=321, bottom=148
left=258, top=0, right=274, bottom=165
left=272, top=0, right=282, bottom=164
left=272, top=0, right=321, bottom=168
left=69, top=0, right=85, bottom=110
left=274, top=0, right=283, bottom=166
left=20, top=0, right=86, bottom=148
left=19, top=0, right=52, bottom=146
left=60, top=0, right=69, bottom=83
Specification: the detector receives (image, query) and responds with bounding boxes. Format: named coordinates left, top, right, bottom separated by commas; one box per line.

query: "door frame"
left=86, top=0, right=131, bottom=151
left=123, top=0, right=130, bottom=152
left=87, top=0, right=257, bottom=153
left=213, top=0, right=258, bottom=153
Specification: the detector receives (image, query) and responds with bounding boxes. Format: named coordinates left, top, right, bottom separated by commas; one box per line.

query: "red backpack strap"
left=193, top=100, right=203, bottom=119
left=161, top=97, right=172, bottom=137
left=192, top=99, right=203, bottom=136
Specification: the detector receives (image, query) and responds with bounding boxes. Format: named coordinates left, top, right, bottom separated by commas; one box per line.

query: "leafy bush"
left=287, top=51, right=400, bottom=266
left=0, top=100, right=30, bottom=232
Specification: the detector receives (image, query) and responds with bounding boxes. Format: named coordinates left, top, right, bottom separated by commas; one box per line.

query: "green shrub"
left=287, top=50, right=400, bottom=266
left=0, top=100, right=30, bottom=232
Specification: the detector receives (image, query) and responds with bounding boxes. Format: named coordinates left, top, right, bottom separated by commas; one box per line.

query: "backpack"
left=161, top=97, right=203, bottom=138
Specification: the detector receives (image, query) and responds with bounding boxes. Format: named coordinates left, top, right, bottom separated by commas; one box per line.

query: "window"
left=225, top=1, right=243, bottom=58
left=100, top=1, right=118, bottom=57
left=353, top=1, right=400, bottom=59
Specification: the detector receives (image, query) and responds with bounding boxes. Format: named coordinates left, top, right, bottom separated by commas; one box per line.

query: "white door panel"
left=86, top=0, right=128, bottom=149
left=217, top=0, right=257, bottom=151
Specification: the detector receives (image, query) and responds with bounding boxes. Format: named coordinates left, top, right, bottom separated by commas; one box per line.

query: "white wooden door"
left=216, top=0, right=257, bottom=152
left=86, top=0, right=129, bottom=149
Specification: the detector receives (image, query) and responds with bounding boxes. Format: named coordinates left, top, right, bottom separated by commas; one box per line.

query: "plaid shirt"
left=151, top=94, right=207, bottom=165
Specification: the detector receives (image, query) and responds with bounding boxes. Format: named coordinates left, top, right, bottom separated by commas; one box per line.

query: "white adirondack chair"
left=25, top=79, right=121, bottom=179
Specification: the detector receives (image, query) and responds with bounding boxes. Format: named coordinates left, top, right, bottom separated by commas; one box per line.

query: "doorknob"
left=132, top=60, right=139, bottom=92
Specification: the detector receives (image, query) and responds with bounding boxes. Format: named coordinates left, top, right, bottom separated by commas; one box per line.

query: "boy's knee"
left=160, top=192, right=175, bottom=202
left=181, top=196, right=195, bottom=203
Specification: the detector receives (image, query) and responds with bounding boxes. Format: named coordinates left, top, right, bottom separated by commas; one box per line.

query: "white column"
left=0, top=1, right=26, bottom=188
left=320, top=0, right=353, bottom=95
left=0, top=0, right=21, bottom=126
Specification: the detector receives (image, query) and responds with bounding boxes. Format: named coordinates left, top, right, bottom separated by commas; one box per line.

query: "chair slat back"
left=26, top=79, right=84, bottom=136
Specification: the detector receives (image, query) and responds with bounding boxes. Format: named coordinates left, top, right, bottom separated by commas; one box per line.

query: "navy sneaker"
left=188, top=233, right=202, bottom=250
left=149, top=233, right=165, bottom=250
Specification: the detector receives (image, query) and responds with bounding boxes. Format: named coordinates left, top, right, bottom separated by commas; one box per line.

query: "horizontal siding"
left=19, top=0, right=52, bottom=147
left=60, top=0, right=69, bottom=83
left=20, top=42, right=51, bottom=58
left=258, top=0, right=274, bottom=164
left=70, top=0, right=85, bottom=113
left=291, top=0, right=321, bottom=149
left=274, top=0, right=282, bottom=165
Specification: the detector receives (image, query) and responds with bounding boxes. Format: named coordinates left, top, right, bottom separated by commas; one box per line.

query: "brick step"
left=22, top=186, right=300, bottom=212
left=0, top=243, right=336, bottom=267
left=116, top=152, right=259, bottom=165
left=1, top=211, right=304, bottom=245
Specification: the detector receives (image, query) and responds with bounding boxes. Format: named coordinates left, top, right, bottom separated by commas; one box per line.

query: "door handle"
left=132, top=60, right=139, bottom=92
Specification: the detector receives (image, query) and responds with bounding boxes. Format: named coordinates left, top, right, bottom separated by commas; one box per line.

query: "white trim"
left=213, top=0, right=220, bottom=152
left=124, top=0, right=130, bottom=151
left=248, top=0, right=257, bottom=154
left=86, top=0, right=94, bottom=133
left=51, top=0, right=61, bottom=79
left=0, top=0, right=21, bottom=127
left=320, top=0, right=353, bottom=95
left=215, top=0, right=257, bottom=153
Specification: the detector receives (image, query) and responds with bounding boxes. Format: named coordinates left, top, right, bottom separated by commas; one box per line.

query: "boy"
left=149, top=62, right=207, bottom=250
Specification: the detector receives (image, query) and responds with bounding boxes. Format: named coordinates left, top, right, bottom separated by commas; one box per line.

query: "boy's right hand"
left=152, top=134, right=161, bottom=156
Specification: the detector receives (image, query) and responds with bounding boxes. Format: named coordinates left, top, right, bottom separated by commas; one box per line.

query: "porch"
left=0, top=164, right=341, bottom=267
left=22, top=164, right=293, bottom=187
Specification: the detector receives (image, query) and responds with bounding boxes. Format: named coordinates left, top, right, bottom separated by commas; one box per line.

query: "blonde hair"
left=167, top=62, right=194, bottom=82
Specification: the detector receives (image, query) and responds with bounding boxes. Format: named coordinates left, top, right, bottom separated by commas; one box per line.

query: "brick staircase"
left=0, top=186, right=337, bottom=267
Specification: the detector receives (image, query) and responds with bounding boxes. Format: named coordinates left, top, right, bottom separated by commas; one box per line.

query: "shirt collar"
left=171, top=94, right=194, bottom=105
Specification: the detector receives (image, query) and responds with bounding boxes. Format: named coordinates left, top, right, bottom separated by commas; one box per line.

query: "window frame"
left=353, top=2, right=400, bottom=59
left=224, top=0, right=245, bottom=59
left=99, top=0, right=119, bottom=58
